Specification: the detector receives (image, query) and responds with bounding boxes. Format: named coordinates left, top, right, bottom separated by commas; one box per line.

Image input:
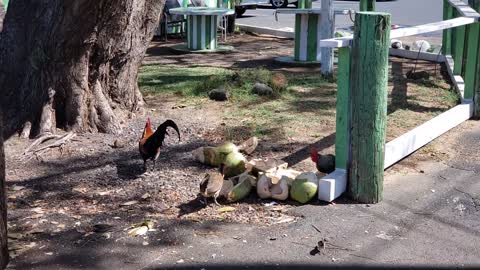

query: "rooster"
left=139, top=118, right=181, bottom=171
left=310, top=148, right=335, bottom=174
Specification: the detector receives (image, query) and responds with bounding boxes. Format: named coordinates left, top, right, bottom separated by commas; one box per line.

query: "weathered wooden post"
left=360, top=0, right=375, bottom=11
left=348, top=11, right=390, bottom=203
left=465, top=0, right=480, bottom=100
left=335, top=47, right=350, bottom=170
left=320, top=0, right=334, bottom=75
left=442, top=0, right=454, bottom=55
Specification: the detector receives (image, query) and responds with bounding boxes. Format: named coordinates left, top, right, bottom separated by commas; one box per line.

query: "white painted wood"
left=237, top=24, right=294, bottom=38
left=384, top=102, right=474, bottom=169
left=276, top=8, right=324, bottom=15
left=318, top=169, right=347, bottom=202
left=320, top=0, right=334, bottom=75
left=201, top=15, right=206, bottom=50
left=445, top=54, right=466, bottom=100
left=169, top=7, right=234, bottom=16
left=389, top=48, right=446, bottom=63
left=447, top=0, right=480, bottom=18
left=299, top=14, right=308, bottom=61
left=319, top=36, right=352, bottom=48
left=390, top=17, right=476, bottom=39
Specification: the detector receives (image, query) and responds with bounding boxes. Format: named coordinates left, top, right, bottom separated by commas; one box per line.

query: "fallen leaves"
left=128, top=220, right=155, bottom=237
left=217, top=206, right=236, bottom=213
left=120, top=200, right=139, bottom=207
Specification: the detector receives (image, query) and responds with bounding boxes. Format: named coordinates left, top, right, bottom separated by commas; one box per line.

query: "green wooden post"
left=453, top=24, right=466, bottom=76
left=297, top=0, right=312, bottom=9
left=465, top=0, right=480, bottom=100
left=348, top=12, right=390, bottom=204
left=442, top=0, right=454, bottom=55
left=360, top=0, right=375, bottom=11
left=335, top=47, right=350, bottom=170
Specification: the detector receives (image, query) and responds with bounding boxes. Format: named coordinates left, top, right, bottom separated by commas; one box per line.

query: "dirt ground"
left=4, top=33, right=461, bottom=266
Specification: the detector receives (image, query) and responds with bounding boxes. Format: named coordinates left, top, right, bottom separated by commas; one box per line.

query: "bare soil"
left=4, top=33, right=459, bottom=263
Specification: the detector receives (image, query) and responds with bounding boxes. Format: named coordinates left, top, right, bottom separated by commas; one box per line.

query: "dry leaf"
left=128, top=226, right=148, bottom=236
left=8, top=233, right=24, bottom=240
left=31, top=207, right=44, bottom=214
left=217, top=206, right=236, bottom=213
left=120, top=200, right=139, bottom=207
left=11, top=185, right=25, bottom=191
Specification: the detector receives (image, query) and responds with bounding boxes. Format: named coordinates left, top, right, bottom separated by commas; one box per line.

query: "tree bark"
left=0, top=116, right=8, bottom=269
left=0, top=0, right=165, bottom=138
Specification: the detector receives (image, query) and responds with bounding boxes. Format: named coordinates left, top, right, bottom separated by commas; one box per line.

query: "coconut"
left=290, top=178, right=318, bottom=204
left=227, top=176, right=253, bottom=202
left=223, top=151, right=246, bottom=178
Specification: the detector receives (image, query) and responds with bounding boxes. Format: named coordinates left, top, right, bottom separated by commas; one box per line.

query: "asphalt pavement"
left=237, top=0, right=443, bottom=32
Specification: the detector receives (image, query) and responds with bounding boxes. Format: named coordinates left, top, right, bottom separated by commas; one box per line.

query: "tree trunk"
left=0, top=116, right=7, bottom=269
left=0, top=0, right=165, bottom=138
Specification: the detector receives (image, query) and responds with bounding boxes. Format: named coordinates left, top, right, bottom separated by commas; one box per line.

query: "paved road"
left=237, top=0, right=443, bottom=31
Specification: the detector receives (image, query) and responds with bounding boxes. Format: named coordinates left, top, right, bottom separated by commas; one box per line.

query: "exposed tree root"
left=21, top=132, right=76, bottom=160
left=22, top=134, right=61, bottom=155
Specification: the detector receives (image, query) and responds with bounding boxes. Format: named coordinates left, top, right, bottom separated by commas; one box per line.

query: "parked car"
left=235, top=0, right=298, bottom=15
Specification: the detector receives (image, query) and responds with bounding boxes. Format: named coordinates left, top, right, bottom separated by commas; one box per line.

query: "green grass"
left=138, top=64, right=459, bottom=143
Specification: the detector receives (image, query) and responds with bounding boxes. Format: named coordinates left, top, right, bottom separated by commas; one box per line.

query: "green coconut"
left=290, top=178, right=318, bottom=204
left=223, top=151, right=246, bottom=178
left=227, top=175, right=253, bottom=202
left=216, top=142, right=239, bottom=155
left=192, top=143, right=239, bottom=167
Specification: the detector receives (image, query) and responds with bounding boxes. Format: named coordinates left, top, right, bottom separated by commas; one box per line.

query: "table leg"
left=187, top=15, right=218, bottom=51
left=294, top=14, right=321, bottom=62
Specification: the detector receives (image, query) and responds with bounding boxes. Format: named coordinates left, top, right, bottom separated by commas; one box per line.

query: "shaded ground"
left=4, top=34, right=476, bottom=269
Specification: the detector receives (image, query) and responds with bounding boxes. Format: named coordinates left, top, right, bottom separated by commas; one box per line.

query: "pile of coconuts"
left=192, top=139, right=319, bottom=204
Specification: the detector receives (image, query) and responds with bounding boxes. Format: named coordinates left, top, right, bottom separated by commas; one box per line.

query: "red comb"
left=310, top=148, right=319, bottom=163
left=146, top=118, right=151, bottom=128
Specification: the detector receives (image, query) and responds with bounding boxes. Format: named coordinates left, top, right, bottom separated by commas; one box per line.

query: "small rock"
left=391, top=39, right=403, bottom=49
left=412, top=40, right=431, bottom=52
left=252, top=82, right=274, bottom=96
left=112, top=139, right=125, bottom=149
left=208, top=87, right=229, bottom=101
left=176, top=259, right=185, bottom=264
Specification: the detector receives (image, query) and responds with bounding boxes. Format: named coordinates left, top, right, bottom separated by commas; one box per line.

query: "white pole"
left=320, top=0, right=334, bottom=75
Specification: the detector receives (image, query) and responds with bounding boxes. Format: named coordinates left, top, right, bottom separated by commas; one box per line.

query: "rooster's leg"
left=214, top=195, right=221, bottom=206
left=143, top=160, right=148, bottom=172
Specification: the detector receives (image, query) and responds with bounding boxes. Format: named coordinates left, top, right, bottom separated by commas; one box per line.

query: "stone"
left=208, top=87, right=229, bottom=101
left=252, top=82, right=273, bottom=96
left=390, top=39, right=403, bottom=49
left=412, top=40, right=431, bottom=52
left=112, top=139, right=125, bottom=148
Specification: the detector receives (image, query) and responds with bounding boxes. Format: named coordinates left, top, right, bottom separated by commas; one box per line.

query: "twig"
left=32, top=132, right=76, bottom=153
left=23, top=134, right=61, bottom=155
left=349, top=253, right=378, bottom=262
left=311, top=224, right=322, bottom=233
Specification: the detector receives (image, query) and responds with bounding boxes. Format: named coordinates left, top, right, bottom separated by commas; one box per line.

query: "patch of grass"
left=139, top=65, right=232, bottom=97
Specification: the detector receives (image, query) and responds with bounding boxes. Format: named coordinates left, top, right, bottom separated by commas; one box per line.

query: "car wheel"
left=271, top=0, right=288, bottom=9
left=235, top=6, right=247, bottom=18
